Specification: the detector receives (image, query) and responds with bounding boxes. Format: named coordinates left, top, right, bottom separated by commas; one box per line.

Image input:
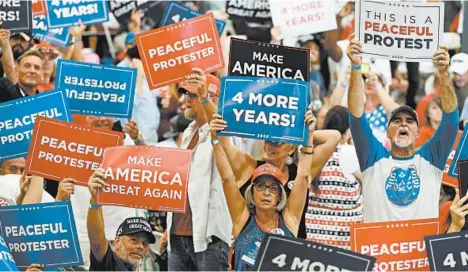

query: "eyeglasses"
left=254, top=181, right=280, bottom=194
left=185, top=92, right=198, bottom=99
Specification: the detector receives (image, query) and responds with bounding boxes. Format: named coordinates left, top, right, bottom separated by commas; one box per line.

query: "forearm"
left=21, top=176, right=44, bottom=204
left=1, top=41, right=18, bottom=84
left=376, top=88, right=399, bottom=114
left=440, top=71, right=458, bottom=113
left=62, top=44, right=74, bottom=60
left=313, top=129, right=337, bottom=145
left=348, top=68, right=365, bottom=117
left=212, top=141, right=236, bottom=183
left=330, top=81, right=348, bottom=106
left=71, top=40, right=84, bottom=62
left=87, top=198, right=108, bottom=260
left=447, top=224, right=462, bottom=233
left=323, top=28, right=342, bottom=62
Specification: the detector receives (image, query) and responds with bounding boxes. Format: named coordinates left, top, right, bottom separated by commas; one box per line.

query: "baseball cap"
left=449, top=53, right=468, bottom=75
left=388, top=105, right=419, bottom=127
left=251, top=164, right=286, bottom=186
left=115, top=217, right=156, bottom=244
left=178, top=73, right=221, bottom=97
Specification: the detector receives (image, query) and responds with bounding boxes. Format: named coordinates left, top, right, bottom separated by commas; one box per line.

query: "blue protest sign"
left=0, top=201, right=83, bottom=269
left=0, top=235, right=18, bottom=271
left=32, top=15, right=71, bottom=48
left=55, top=59, right=136, bottom=118
left=0, top=90, right=72, bottom=162
left=448, top=125, right=468, bottom=178
left=45, top=0, right=109, bottom=28
left=218, top=76, right=310, bottom=145
left=160, top=2, right=226, bottom=36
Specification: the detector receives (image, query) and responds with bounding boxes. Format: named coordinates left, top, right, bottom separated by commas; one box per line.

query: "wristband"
left=200, top=95, right=210, bottom=105
left=300, top=147, right=313, bottom=155
left=351, top=64, right=361, bottom=71
left=340, top=82, right=348, bottom=88
left=211, top=139, right=220, bottom=145
left=89, top=203, right=102, bottom=209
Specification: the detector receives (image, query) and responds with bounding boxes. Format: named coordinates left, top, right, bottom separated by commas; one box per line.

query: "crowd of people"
left=1, top=0, right=468, bottom=271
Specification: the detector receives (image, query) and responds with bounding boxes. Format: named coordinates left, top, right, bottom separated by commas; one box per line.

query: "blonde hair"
left=244, top=182, right=288, bottom=212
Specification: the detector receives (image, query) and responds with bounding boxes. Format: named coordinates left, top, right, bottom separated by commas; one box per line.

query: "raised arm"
left=69, top=21, right=86, bottom=62
left=310, top=129, right=341, bottom=178
left=0, top=28, right=18, bottom=84
left=283, top=108, right=315, bottom=236
left=210, top=123, right=249, bottom=236
left=186, top=68, right=257, bottom=185
left=436, top=48, right=458, bottom=113
left=87, top=169, right=109, bottom=262
left=347, top=38, right=364, bottom=117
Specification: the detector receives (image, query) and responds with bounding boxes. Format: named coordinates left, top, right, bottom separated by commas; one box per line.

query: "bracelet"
left=134, top=139, right=143, bottom=145
left=211, top=139, right=220, bottom=145
left=303, top=145, right=314, bottom=148
left=340, top=82, right=348, bottom=88
left=89, top=203, right=102, bottom=209
left=351, top=64, right=361, bottom=71
left=200, top=95, right=210, bottom=105
left=300, top=147, right=313, bottom=155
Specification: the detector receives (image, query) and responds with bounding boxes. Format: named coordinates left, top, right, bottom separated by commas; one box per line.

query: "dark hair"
left=323, top=106, right=350, bottom=135
left=425, top=97, right=442, bottom=127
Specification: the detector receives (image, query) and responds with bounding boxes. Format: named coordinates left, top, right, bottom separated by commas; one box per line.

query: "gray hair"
left=244, top=183, right=288, bottom=212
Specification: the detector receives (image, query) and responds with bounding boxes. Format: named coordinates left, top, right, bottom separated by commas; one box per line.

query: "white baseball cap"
left=449, top=53, right=468, bottom=75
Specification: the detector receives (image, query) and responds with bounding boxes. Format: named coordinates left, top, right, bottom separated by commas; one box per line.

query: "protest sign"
left=0, top=235, right=17, bottom=271
left=97, top=146, right=191, bottom=213
left=425, top=231, right=468, bottom=271
left=32, top=15, right=71, bottom=48
left=448, top=125, right=468, bottom=178
left=225, top=0, right=271, bottom=23
left=0, top=0, right=32, bottom=32
left=355, top=0, right=444, bottom=62
left=136, top=13, right=224, bottom=89
left=269, top=0, right=337, bottom=39
left=350, top=218, right=439, bottom=271
left=45, top=0, right=109, bottom=29
left=442, top=131, right=463, bottom=187
left=32, top=0, right=46, bottom=16
left=228, top=38, right=310, bottom=82
left=457, top=160, right=468, bottom=223
left=160, top=2, right=226, bottom=36
left=25, top=117, right=124, bottom=186
left=0, top=90, right=71, bottom=162
left=55, top=59, right=136, bottom=118
left=0, top=201, right=83, bottom=269
left=109, top=0, right=163, bottom=27
left=217, top=76, right=310, bottom=145
left=255, top=233, right=376, bottom=271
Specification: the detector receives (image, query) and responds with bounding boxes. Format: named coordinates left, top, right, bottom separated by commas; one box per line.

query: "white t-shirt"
left=350, top=110, right=459, bottom=223
left=0, top=174, right=54, bottom=206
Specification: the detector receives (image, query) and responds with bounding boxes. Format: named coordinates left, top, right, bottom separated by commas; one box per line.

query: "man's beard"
left=12, top=44, right=25, bottom=60
left=184, top=109, right=196, bottom=120
left=118, top=241, right=143, bottom=270
left=394, top=136, right=412, bottom=148
left=454, top=80, right=466, bottom=88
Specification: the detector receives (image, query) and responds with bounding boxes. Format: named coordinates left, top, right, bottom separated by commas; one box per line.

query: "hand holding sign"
left=448, top=188, right=468, bottom=232
left=123, top=119, right=141, bottom=143
left=347, top=38, right=362, bottom=66
left=88, top=169, right=108, bottom=200
left=433, top=47, right=450, bottom=74
left=185, top=68, right=208, bottom=100
left=56, top=178, right=76, bottom=201
left=210, top=113, right=228, bottom=133
left=0, top=27, right=10, bottom=48
left=68, top=20, right=85, bottom=40
left=305, top=104, right=316, bottom=132
left=25, top=264, right=43, bottom=272
left=129, top=9, right=144, bottom=31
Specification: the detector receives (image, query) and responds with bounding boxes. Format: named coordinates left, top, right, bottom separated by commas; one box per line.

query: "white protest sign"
left=355, top=0, right=444, bottom=62
left=269, top=0, right=337, bottom=39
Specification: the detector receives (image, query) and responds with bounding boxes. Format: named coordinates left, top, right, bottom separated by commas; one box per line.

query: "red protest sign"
left=136, top=13, right=224, bottom=89
left=25, top=116, right=123, bottom=186
left=32, top=0, right=46, bottom=15
left=442, top=130, right=463, bottom=188
left=350, top=218, right=439, bottom=271
left=97, top=146, right=191, bottom=213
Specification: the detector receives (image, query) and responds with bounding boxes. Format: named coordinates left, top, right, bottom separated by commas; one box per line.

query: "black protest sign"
left=226, top=0, right=271, bottom=22
left=0, top=0, right=32, bottom=31
left=458, top=160, right=468, bottom=222
left=109, top=0, right=165, bottom=29
left=254, top=234, right=376, bottom=271
left=228, top=38, right=310, bottom=82
left=425, top=231, right=468, bottom=271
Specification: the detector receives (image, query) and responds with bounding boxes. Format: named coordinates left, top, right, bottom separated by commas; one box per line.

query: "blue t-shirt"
left=349, top=109, right=459, bottom=222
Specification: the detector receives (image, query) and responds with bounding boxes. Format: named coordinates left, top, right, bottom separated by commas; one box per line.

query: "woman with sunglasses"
left=210, top=110, right=316, bottom=271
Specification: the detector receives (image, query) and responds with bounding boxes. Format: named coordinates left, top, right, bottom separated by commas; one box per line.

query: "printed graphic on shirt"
left=385, top=165, right=420, bottom=206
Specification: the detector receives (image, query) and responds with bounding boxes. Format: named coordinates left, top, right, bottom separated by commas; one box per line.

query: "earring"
left=285, top=156, right=293, bottom=165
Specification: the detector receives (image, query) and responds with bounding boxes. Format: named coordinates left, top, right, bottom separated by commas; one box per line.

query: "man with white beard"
left=346, top=38, right=459, bottom=223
